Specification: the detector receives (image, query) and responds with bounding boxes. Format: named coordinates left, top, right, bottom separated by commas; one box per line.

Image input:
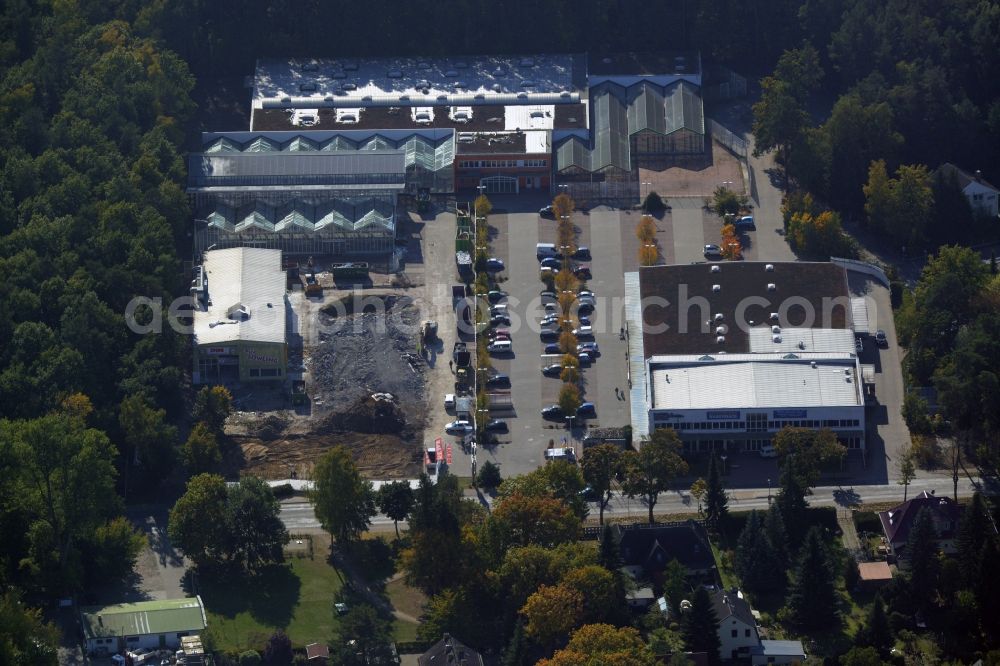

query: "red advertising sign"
left=435, top=438, right=443, bottom=466
left=446, top=444, right=453, bottom=465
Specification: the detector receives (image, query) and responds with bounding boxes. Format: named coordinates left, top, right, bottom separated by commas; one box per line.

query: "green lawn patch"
left=201, top=556, right=344, bottom=652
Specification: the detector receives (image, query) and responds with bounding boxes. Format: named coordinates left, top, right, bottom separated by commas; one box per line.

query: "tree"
left=709, top=186, right=748, bottom=217
left=521, top=584, right=583, bottom=647
left=898, top=452, right=916, bottom=502
left=474, top=194, right=493, bottom=218
left=80, top=517, right=145, bottom=586
left=773, top=44, right=823, bottom=102
left=689, top=478, right=707, bottom=514
left=682, top=586, right=721, bottom=665
left=193, top=385, right=232, bottom=434
left=662, top=558, right=688, bottom=618
left=538, top=624, right=656, bottom=666
left=636, top=215, right=657, bottom=242
left=119, top=393, right=177, bottom=485
left=309, top=446, right=376, bottom=545
left=956, top=492, right=993, bottom=588
left=785, top=526, right=838, bottom=629
left=0, top=591, right=59, bottom=666
left=720, top=223, right=742, bottom=260
left=735, top=511, right=776, bottom=592
left=581, top=444, right=624, bottom=525
left=239, top=651, right=261, bottom=666
left=703, top=454, right=728, bottom=531
left=224, top=476, right=289, bottom=572
left=263, top=630, right=293, bottom=666
left=490, top=493, right=581, bottom=550
left=558, top=382, right=582, bottom=419
left=889, top=164, right=934, bottom=250
left=774, top=459, right=809, bottom=540
left=840, top=646, right=884, bottom=666
left=496, top=460, right=588, bottom=521
left=857, top=596, right=893, bottom=659
left=502, top=619, right=528, bottom=666
left=901, top=391, right=933, bottom=435
left=864, top=159, right=893, bottom=232
left=772, top=427, right=846, bottom=491
left=622, top=429, right=688, bottom=524
left=376, top=480, right=414, bottom=538
left=638, top=244, right=659, bottom=266
left=597, top=524, right=622, bottom=573
left=168, top=473, right=229, bottom=566
left=182, top=421, right=221, bottom=474
left=752, top=76, right=808, bottom=165
left=643, top=191, right=665, bottom=213
left=764, top=505, right=789, bottom=572
left=335, top=603, right=395, bottom=666
left=562, top=565, right=624, bottom=625
left=905, top=508, right=940, bottom=614
left=476, top=460, right=503, bottom=490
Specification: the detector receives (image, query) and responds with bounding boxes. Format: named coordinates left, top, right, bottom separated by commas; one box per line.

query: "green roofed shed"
left=81, top=597, right=207, bottom=655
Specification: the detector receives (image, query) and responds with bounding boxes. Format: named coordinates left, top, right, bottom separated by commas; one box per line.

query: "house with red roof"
left=878, top=490, right=961, bottom=560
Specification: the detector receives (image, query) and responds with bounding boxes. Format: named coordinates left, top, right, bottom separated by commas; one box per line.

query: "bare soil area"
left=224, top=292, right=427, bottom=480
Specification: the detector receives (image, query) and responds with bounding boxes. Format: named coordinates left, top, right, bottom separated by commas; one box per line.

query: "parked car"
left=445, top=420, right=474, bottom=435
left=490, top=315, right=511, bottom=327
left=576, top=402, right=596, bottom=418
left=541, top=405, right=565, bottom=419
left=759, top=445, right=777, bottom=458
left=487, top=340, right=512, bottom=353
left=576, top=350, right=594, bottom=363
left=577, top=294, right=596, bottom=306
left=540, top=329, right=561, bottom=342
left=484, top=257, right=505, bottom=272
left=573, top=246, right=591, bottom=260
left=579, top=484, right=598, bottom=501
left=875, top=329, right=888, bottom=347
left=736, top=215, right=756, bottom=230
left=540, top=314, right=560, bottom=326
left=444, top=394, right=455, bottom=409
left=487, top=290, right=508, bottom=303
left=539, top=205, right=555, bottom=218
left=704, top=244, right=722, bottom=258
left=540, top=290, right=557, bottom=300
left=577, top=342, right=600, bottom=355
left=540, top=257, right=562, bottom=270
left=539, top=266, right=557, bottom=276
left=542, top=364, right=564, bottom=377
left=543, top=302, right=560, bottom=313
left=490, top=331, right=511, bottom=341
left=578, top=290, right=595, bottom=299
left=335, top=602, right=350, bottom=615
left=573, top=325, right=593, bottom=337
left=577, top=302, right=595, bottom=314
left=490, top=303, right=508, bottom=314
left=485, top=419, right=508, bottom=432
left=543, top=343, right=562, bottom=354
left=578, top=315, right=592, bottom=327
left=574, top=265, right=592, bottom=279
left=485, top=374, right=510, bottom=388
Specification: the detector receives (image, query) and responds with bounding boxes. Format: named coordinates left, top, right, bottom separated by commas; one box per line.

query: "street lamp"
left=720, top=453, right=728, bottom=475
left=642, top=181, right=652, bottom=199
left=767, top=477, right=771, bottom=505
left=721, top=180, right=733, bottom=191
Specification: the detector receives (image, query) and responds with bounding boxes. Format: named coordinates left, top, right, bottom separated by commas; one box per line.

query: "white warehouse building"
left=625, top=261, right=869, bottom=454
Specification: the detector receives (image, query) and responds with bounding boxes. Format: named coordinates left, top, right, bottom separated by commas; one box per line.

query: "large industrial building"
left=192, top=248, right=288, bottom=384
left=625, top=262, right=868, bottom=454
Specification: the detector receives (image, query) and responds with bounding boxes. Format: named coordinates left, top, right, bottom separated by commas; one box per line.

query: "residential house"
left=626, top=585, right=657, bottom=611
left=937, top=163, right=1000, bottom=217
left=614, top=521, right=716, bottom=582
left=750, top=640, right=807, bottom=665
left=711, top=588, right=760, bottom=661
left=878, top=491, right=961, bottom=560
left=418, top=633, right=483, bottom=666
left=81, top=597, right=207, bottom=656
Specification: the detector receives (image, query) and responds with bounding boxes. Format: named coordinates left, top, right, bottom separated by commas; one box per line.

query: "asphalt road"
left=278, top=476, right=982, bottom=531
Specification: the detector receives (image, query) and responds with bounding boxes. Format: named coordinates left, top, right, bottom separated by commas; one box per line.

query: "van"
left=487, top=340, right=512, bottom=354
left=536, top=243, right=558, bottom=259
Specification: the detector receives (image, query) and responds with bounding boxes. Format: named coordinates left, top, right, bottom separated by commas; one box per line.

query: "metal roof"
left=648, top=353, right=864, bottom=411
left=193, top=248, right=287, bottom=347
left=626, top=82, right=666, bottom=135
left=664, top=81, right=705, bottom=135
left=554, top=135, right=591, bottom=172
left=81, top=597, right=206, bottom=639
left=747, top=327, right=857, bottom=354
left=851, top=296, right=870, bottom=335
left=189, top=151, right=406, bottom=187
left=751, top=641, right=806, bottom=657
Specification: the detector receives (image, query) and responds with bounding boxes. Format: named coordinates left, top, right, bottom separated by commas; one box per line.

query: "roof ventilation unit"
left=517, top=92, right=528, bottom=99
left=710, top=265, right=721, bottom=273
left=445, top=70, right=458, bottom=77
left=716, top=336, right=725, bottom=344
left=770, top=312, right=779, bottom=321
left=765, top=264, right=774, bottom=272
left=417, top=61, right=431, bottom=70
left=810, top=361, right=818, bottom=368
left=455, top=61, right=468, bottom=69
left=772, top=335, right=782, bottom=343
left=712, top=284, right=721, bottom=293
left=331, top=71, right=347, bottom=79
left=767, top=283, right=776, bottom=291
left=716, top=326, right=728, bottom=335
left=771, top=325, right=781, bottom=334
left=714, top=313, right=724, bottom=322
left=798, top=341, right=805, bottom=349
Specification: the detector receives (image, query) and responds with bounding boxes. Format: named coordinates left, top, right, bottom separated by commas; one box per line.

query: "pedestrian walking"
left=449, top=360, right=454, bottom=373
left=614, top=387, right=619, bottom=398
left=620, top=326, right=625, bottom=339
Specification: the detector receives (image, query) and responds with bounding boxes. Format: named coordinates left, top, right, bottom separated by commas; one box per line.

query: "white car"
left=759, top=445, right=777, bottom=458
left=445, top=420, right=473, bottom=435
left=444, top=394, right=455, bottom=409
left=573, top=325, right=593, bottom=336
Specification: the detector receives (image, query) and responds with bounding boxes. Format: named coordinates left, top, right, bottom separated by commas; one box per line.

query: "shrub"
left=239, top=651, right=261, bottom=666
left=909, top=434, right=940, bottom=469
left=643, top=191, right=666, bottom=213
left=271, top=483, right=295, bottom=499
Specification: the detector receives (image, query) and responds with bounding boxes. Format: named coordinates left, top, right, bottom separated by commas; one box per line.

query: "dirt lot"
left=224, top=292, right=427, bottom=480
left=639, top=141, right=746, bottom=197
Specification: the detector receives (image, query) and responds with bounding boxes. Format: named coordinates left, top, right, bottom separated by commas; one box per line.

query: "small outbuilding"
left=750, top=640, right=807, bottom=665
left=857, top=561, right=893, bottom=590
left=305, top=643, right=329, bottom=664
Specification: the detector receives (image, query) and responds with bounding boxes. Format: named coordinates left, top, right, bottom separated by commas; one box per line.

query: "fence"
left=830, top=257, right=890, bottom=288
left=581, top=518, right=706, bottom=540
left=707, top=118, right=747, bottom=159
left=703, top=67, right=748, bottom=102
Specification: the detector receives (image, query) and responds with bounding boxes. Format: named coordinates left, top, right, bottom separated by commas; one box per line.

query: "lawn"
left=201, top=554, right=344, bottom=652
left=386, top=576, right=427, bottom=642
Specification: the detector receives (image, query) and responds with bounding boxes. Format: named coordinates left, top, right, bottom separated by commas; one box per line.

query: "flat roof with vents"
left=193, top=248, right=286, bottom=347
left=636, top=262, right=851, bottom=356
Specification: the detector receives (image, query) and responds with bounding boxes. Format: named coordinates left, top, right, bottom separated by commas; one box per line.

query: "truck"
left=421, top=320, right=438, bottom=342
left=456, top=250, right=473, bottom=281
left=452, top=342, right=471, bottom=367
left=488, top=392, right=513, bottom=411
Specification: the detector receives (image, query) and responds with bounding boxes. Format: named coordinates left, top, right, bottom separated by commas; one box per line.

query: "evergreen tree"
left=774, top=459, right=808, bottom=542
left=598, top=523, right=623, bottom=572
left=501, top=618, right=527, bottom=666
left=764, top=505, right=789, bottom=571
left=682, top=586, right=722, bottom=666
left=905, top=508, right=940, bottom=614
left=703, top=454, right=729, bottom=531
left=735, top=511, right=776, bottom=592
left=856, top=596, right=893, bottom=659
left=785, top=527, right=839, bottom=629
left=956, top=492, right=993, bottom=588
